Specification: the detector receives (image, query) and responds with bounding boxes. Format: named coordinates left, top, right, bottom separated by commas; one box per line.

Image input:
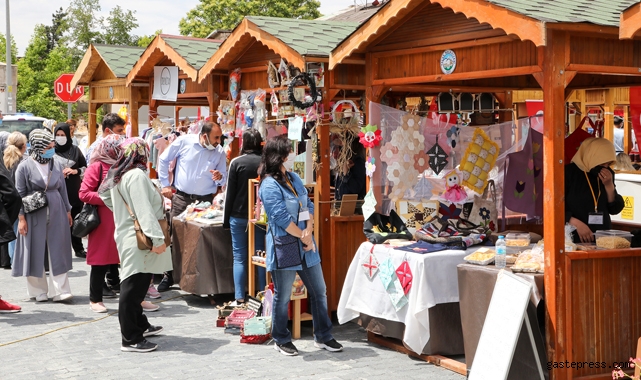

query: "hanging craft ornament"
left=378, top=257, right=396, bottom=290
left=459, top=128, right=499, bottom=193
left=426, top=137, right=449, bottom=175
left=366, top=157, right=376, bottom=177
left=362, top=188, right=377, bottom=221
left=395, top=259, right=413, bottom=295
left=229, top=68, right=241, bottom=101
left=288, top=72, right=320, bottom=109
left=361, top=246, right=380, bottom=280
left=359, top=124, right=382, bottom=148
left=117, top=106, right=128, bottom=123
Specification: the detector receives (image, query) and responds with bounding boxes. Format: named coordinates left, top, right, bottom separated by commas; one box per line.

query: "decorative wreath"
left=288, top=72, right=320, bottom=109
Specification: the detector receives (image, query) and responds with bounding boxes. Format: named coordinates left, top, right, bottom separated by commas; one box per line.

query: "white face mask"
left=55, top=136, right=67, bottom=146
left=202, top=135, right=216, bottom=151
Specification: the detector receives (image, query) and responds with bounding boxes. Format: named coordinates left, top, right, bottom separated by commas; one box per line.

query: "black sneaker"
left=103, top=286, right=117, bottom=299
left=143, top=325, right=164, bottom=337
left=157, top=274, right=174, bottom=292
left=75, top=251, right=87, bottom=259
left=121, top=339, right=158, bottom=353
left=314, top=338, right=343, bottom=352
left=274, top=342, right=299, bottom=356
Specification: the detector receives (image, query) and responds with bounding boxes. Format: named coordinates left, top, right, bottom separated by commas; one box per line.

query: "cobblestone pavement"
left=0, top=257, right=466, bottom=379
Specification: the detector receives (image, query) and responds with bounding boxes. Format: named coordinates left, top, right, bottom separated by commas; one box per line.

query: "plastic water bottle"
left=495, top=236, right=507, bottom=269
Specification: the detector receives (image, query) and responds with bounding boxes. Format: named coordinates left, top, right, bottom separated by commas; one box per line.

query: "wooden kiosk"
left=198, top=16, right=369, bottom=312
left=330, top=0, right=641, bottom=379
left=126, top=34, right=224, bottom=127
left=70, top=44, right=146, bottom=143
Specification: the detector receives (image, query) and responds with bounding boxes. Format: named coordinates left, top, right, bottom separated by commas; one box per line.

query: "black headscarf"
left=54, top=123, right=73, bottom=153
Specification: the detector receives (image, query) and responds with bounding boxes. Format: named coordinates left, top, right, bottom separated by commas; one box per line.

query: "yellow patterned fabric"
left=459, top=128, right=499, bottom=193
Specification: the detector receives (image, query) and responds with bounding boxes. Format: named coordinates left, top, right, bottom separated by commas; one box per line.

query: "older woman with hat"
left=12, top=129, right=74, bottom=302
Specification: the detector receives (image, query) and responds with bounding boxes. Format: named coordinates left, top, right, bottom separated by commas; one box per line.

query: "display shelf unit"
left=247, top=179, right=313, bottom=339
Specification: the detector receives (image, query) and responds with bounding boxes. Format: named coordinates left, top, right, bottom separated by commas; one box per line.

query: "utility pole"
left=5, top=0, right=12, bottom=114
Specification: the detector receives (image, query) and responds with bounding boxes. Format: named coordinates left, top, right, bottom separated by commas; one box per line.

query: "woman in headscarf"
left=565, top=137, right=625, bottom=243
left=54, top=122, right=88, bottom=259
left=79, top=134, right=124, bottom=313
left=3, top=132, right=28, bottom=267
left=0, top=131, right=12, bottom=268
left=99, top=138, right=172, bottom=353
left=12, top=129, right=74, bottom=302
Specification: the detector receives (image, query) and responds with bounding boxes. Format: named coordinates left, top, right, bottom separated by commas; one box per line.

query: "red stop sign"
left=54, top=74, right=85, bottom=103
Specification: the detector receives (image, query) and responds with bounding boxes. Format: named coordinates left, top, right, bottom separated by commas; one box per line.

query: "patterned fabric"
left=361, top=247, right=379, bottom=280
left=395, top=260, right=412, bottom=295
left=459, top=128, right=499, bottom=193
left=98, top=137, right=149, bottom=194
left=89, top=134, right=125, bottom=166
left=29, top=129, right=54, bottom=164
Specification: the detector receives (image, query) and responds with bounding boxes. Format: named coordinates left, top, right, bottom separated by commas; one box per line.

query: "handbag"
left=72, top=166, right=103, bottom=238
left=22, top=161, right=52, bottom=214
left=363, top=210, right=413, bottom=244
left=117, top=187, right=171, bottom=251
left=467, top=179, right=498, bottom=232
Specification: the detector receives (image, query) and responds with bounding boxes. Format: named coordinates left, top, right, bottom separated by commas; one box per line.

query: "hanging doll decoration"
left=229, top=68, right=241, bottom=101
left=278, top=58, right=291, bottom=86
left=253, top=89, right=267, bottom=138
left=359, top=124, right=382, bottom=148
left=441, top=170, right=468, bottom=204
left=270, top=90, right=279, bottom=117
left=267, top=61, right=280, bottom=88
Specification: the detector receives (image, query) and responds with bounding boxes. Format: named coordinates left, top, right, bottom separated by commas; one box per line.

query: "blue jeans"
left=229, top=217, right=266, bottom=300
left=8, top=220, right=17, bottom=264
left=271, top=261, right=334, bottom=345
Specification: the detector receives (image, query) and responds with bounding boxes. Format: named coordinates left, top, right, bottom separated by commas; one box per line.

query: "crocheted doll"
left=441, top=170, right=468, bottom=204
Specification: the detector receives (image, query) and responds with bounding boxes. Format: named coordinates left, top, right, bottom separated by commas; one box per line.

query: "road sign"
left=54, top=74, right=84, bottom=103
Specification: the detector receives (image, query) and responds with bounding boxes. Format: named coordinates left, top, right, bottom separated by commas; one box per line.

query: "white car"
left=0, top=114, right=48, bottom=136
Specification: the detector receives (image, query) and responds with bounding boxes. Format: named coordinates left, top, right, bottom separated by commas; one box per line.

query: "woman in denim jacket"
left=259, top=135, right=343, bottom=356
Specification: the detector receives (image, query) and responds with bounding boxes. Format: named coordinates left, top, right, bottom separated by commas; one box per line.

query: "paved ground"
left=0, top=256, right=466, bottom=379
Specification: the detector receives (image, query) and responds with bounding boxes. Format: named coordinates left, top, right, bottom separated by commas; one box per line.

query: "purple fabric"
left=503, top=128, right=543, bottom=218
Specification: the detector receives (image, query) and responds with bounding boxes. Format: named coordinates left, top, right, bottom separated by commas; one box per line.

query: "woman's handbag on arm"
left=22, top=161, right=52, bottom=214
left=72, top=166, right=103, bottom=238
left=117, top=188, right=171, bottom=250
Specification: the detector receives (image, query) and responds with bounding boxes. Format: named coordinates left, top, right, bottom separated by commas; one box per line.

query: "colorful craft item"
left=361, top=247, right=380, bottom=280
left=117, top=106, right=128, bottom=123
left=388, top=280, right=409, bottom=311
left=378, top=257, right=396, bottom=290
left=359, top=124, right=382, bottom=148
left=459, top=128, right=499, bottom=193
left=229, top=68, right=241, bottom=101
left=426, top=141, right=448, bottom=175
left=441, top=170, right=468, bottom=204
left=438, top=202, right=462, bottom=220
left=366, top=157, right=376, bottom=177
left=395, top=260, right=413, bottom=295
left=414, top=150, right=430, bottom=173
left=397, top=200, right=438, bottom=233
left=446, top=126, right=460, bottom=149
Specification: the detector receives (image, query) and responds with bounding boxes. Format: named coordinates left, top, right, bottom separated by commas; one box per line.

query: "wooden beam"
left=71, top=45, right=99, bottom=88
left=89, top=78, right=127, bottom=87
left=371, top=35, right=517, bottom=59
left=604, top=88, right=615, bottom=142
left=330, top=84, right=366, bottom=91
left=387, top=84, right=518, bottom=93
left=318, top=69, right=333, bottom=291
left=370, top=30, right=512, bottom=55
left=88, top=102, right=98, bottom=145
left=373, top=66, right=542, bottom=86
left=177, top=92, right=209, bottom=99
left=542, top=29, right=569, bottom=380
left=548, top=22, right=620, bottom=36
left=129, top=86, right=139, bottom=138
left=566, top=64, right=641, bottom=76
left=620, top=3, right=641, bottom=40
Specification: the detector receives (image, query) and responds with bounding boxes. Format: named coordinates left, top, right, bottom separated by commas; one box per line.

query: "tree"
left=66, top=0, right=104, bottom=64
left=103, top=6, right=139, bottom=45
left=44, top=7, right=68, bottom=53
left=179, top=0, right=321, bottom=38
left=0, top=33, right=18, bottom=64
left=138, top=30, right=162, bottom=48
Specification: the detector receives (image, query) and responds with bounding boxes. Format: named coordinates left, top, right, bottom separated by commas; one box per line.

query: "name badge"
left=299, top=207, right=310, bottom=221
left=588, top=212, right=604, bottom=225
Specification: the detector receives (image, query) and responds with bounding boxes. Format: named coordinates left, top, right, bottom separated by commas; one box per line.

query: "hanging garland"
left=288, top=72, right=320, bottom=109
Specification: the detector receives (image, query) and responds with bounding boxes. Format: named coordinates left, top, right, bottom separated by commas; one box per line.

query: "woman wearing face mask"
left=565, top=137, right=625, bottom=243
left=12, top=129, right=74, bottom=302
left=54, top=123, right=88, bottom=259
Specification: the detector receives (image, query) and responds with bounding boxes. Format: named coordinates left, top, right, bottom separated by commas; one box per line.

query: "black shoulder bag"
left=72, top=166, right=102, bottom=238
left=270, top=177, right=303, bottom=269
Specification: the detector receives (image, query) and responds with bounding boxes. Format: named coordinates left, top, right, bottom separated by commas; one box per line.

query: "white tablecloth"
left=337, top=241, right=471, bottom=354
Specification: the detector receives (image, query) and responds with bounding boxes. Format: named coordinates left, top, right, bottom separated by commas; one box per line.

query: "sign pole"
left=67, top=103, right=71, bottom=120
left=5, top=0, right=12, bottom=113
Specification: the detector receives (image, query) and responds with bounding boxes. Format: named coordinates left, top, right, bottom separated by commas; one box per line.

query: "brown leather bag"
left=117, top=187, right=171, bottom=250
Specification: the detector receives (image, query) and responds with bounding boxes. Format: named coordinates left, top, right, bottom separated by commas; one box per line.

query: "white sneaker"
left=52, top=293, right=73, bottom=302
left=90, top=302, right=107, bottom=313
left=141, top=301, right=159, bottom=312
left=35, top=293, right=48, bottom=302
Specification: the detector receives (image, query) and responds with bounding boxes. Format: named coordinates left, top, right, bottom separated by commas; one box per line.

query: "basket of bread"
left=511, top=248, right=544, bottom=273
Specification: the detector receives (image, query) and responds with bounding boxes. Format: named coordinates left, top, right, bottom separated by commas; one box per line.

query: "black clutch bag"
left=72, top=203, right=100, bottom=237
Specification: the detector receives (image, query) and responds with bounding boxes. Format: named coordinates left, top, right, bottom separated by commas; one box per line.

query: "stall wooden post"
left=88, top=102, right=97, bottom=144
left=129, top=86, right=140, bottom=137
left=542, top=30, right=569, bottom=379
left=604, top=89, right=615, bottom=141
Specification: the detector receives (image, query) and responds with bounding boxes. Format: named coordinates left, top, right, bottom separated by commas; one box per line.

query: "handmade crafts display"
left=459, top=128, right=499, bottom=193
left=380, top=114, right=425, bottom=201
left=270, top=91, right=279, bottom=117
left=359, top=124, right=382, bottom=148
left=363, top=210, right=413, bottom=244
left=361, top=246, right=379, bottom=280
left=396, top=200, right=438, bottom=233
left=441, top=170, right=468, bottom=204
left=366, top=157, right=376, bottom=177
left=395, top=260, right=412, bottom=295
left=468, top=179, right=498, bottom=232
left=332, top=100, right=361, bottom=128
left=426, top=139, right=448, bottom=175
left=362, top=189, right=377, bottom=221
left=217, top=100, right=236, bottom=132
left=229, top=68, right=241, bottom=101
left=267, top=61, right=279, bottom=88
left=504, top=128, right=544, bottom=218
left=253, top=90, right=267, bottom=138
left=287, top=72, right=319, bottom=109
left=378, top=257, right=408, bottom=311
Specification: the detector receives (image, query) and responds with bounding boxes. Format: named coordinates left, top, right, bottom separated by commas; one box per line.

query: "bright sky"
left=0, top=0, right=355, bottom=56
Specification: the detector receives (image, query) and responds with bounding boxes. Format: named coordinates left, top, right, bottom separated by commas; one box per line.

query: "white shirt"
left=36, top=162, right=50, bottom=183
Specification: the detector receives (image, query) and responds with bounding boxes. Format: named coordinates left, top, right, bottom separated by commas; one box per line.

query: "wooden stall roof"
left=199, top=16, right=360, bottom=82
left=71, top=44, right=144, bottom=89
left=330, top=0, right=641, bottom=69
left=126, top=34, right=223, bottom=85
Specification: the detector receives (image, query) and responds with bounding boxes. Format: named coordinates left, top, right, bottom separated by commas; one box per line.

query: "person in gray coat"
left=12, top=129, right=74, bottom=302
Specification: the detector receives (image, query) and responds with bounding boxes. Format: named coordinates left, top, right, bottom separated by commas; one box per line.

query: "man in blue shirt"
left=156, top=121, right=226, bottom=291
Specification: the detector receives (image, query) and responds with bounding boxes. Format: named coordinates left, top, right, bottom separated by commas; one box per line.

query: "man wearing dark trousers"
left=157, top=122, right=226, bottom=291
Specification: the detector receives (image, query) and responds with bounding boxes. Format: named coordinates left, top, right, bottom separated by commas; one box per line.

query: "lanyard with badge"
left=584, top=172, right=604, bottom=225
left=284, top=173, right=310, bottom=222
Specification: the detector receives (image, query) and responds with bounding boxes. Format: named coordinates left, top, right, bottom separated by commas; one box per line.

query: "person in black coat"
left=54, top=123, right=88, bottom=258
left=0, top=166, right=23, bottom=312
left=335, top=138, right=367, bottom=202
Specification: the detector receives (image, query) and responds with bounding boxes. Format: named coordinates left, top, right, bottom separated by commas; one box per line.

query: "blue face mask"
left=41, top=148, right=55, bottom=159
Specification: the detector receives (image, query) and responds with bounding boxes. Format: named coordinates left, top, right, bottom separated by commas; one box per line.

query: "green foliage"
left=0, top=33, right=18, bottom=64
left=138, top=30, right=162, bottom=48
left=104, top=6, right=140, bottom=45
left=66, top=0, right=104, bottom=65
left=179, top=0, right=322, bottom=38
left=44, top=7, right=68, bottom=53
